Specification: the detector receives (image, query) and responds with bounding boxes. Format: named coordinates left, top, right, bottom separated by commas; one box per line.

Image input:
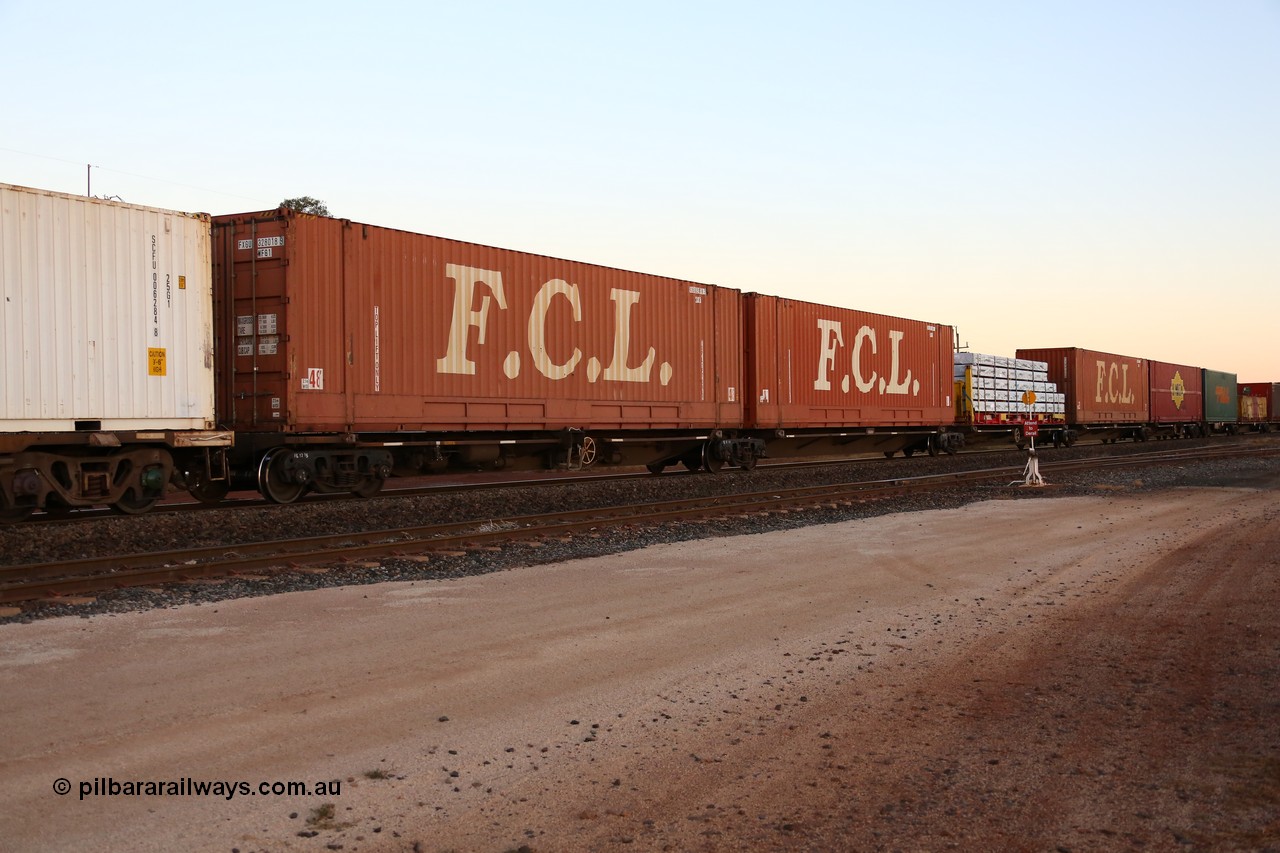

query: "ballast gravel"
left=0, top=442, right=1277, bottom=852
left=0, top=439, right=1269, bottom=623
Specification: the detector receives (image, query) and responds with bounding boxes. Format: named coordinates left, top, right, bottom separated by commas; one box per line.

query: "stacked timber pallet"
left=955, top=353, right=1066, bottom=422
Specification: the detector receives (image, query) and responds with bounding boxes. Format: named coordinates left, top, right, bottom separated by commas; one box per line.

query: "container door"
left=213, top=216, right=292, bottom=431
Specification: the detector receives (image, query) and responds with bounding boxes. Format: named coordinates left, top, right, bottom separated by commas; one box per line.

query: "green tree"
left=280, top=196, right=331, bottom=216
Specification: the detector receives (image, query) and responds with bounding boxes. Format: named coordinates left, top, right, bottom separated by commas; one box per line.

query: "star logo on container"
left=1170, top=371, right=1186, bottom=410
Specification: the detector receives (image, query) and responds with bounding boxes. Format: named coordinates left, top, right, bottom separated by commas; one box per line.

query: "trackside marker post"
left=1013, top=393, right=1046, bottom=487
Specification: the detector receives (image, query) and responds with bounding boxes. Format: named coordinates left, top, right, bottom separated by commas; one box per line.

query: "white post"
left=1023, top=440, right=1044, bottom=486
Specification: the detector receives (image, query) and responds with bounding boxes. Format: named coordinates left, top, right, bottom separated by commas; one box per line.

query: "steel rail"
left=27, top=436, right=1269, bottom=525
left=2, top=443, right=1273, bottom=604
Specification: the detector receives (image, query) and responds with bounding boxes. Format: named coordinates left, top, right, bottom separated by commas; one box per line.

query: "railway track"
left=14, top=435, right=1255, bottom=526
left=2, top=442, right=1273, bottom=606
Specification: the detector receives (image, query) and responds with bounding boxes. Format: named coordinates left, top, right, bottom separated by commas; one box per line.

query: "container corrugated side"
left=1238, top=382, right=1280, bottom=423
left=1202, top=369, right=1238, bottom=423
left=743, top=293, right=954, bottom=429
left=212, top=210, right=744, bottom=433
left=1016, top=347, right=1149, bottom=424
left=1, top=183, right=216, bottom=431
left=1148, top=360, right=1204, bottom=423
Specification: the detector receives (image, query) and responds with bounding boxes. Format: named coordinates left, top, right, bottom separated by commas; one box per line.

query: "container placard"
left=148, top=347, right=167, bottom=376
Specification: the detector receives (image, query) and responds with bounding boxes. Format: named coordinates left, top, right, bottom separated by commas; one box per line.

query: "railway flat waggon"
left=0, top=184, right=232, bottom=520
left=210, top=207, right=753, bottom=500
left=742, top=293, right=958, bottom=458
left=2, top=180, right=1273, bottom=520
left=1016, top=346, right=1150, bottom=443
left=953, top=353, right=1070, bottom=448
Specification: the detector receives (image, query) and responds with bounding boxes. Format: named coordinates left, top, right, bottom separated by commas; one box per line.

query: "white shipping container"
left=0, top=184, right=216, bottom=431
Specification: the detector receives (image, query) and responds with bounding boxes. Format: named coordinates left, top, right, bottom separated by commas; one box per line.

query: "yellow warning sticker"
left=148, top=348, right=167, bottom=376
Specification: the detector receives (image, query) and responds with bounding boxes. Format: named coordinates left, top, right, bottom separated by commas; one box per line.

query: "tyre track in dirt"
left=3, top=483, right=1278, bottom=853
left=474, top=488, right=1280, bottom=853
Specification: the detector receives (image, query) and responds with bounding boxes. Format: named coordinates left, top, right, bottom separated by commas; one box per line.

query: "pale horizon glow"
left=2, top=1, right=1277, bottom=378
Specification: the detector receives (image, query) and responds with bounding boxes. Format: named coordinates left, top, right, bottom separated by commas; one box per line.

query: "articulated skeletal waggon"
left=0, top=183, right=1266, bottom=519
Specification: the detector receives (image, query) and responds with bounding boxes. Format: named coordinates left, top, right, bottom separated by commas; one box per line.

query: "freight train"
left=0, top=183, right=1271, bottom=520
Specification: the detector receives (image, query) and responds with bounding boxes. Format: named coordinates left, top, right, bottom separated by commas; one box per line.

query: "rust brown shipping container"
left=1148, top=360, right=1204, bottom=424
left=1016, top=347, right=1149, bottom=424
left=211, top=209, right=744, bottom=435
left=743, top=294, right=955, bottom=430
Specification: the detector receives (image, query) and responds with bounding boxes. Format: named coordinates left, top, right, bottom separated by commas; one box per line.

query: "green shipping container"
left=1202, top=369, right=1239, bottom=423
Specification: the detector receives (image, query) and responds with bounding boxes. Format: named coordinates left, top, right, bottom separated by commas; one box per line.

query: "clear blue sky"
left=3, top=1, right=1277, bottom=378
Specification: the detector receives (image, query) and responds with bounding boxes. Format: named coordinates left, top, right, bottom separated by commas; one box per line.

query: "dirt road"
left=1, top=480, right=1277, bottom=852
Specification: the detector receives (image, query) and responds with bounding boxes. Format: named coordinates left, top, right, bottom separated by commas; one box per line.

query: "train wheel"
left=187, top=469, right=230, bottom=504
left=902, top=447, right=915, bottom=458
left=41, top=499, right=75, bottom=520
left=111, top=489, right=159, bottom=515
left=883, top=451, right=895, bottom=458
left=646, top=462, right=665, bottom=475
left=258, top=448, right=306, bottom=504
left=350, top=477, right=385, bottom=498
left=739, top=454, right=758, bottom=471
left=927, top=436, right=939, bottom=457
left=701, top=442, right=724, bottom=474
left=578, top=435, right=599, bottom=468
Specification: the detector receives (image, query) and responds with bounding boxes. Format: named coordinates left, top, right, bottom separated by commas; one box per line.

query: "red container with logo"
left=1148, top=360, right=1204, bottom=423
left=742, top=294, right=954, bottom=429
left=1015, top=347, right=1149, bottom=424
left=211, top=209, right=744, bottom=436
left=1238, top=382, right=1280, bottom=425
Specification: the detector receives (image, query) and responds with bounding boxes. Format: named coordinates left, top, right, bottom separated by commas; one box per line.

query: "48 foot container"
left=211, top=207, right=749, bottom=497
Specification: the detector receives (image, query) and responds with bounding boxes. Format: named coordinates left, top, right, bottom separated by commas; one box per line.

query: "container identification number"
left=238, top=236, right=285, bottom=250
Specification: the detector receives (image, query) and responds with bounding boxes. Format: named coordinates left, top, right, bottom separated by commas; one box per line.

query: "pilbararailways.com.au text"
left=56, top=777, right=342, bottom=801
